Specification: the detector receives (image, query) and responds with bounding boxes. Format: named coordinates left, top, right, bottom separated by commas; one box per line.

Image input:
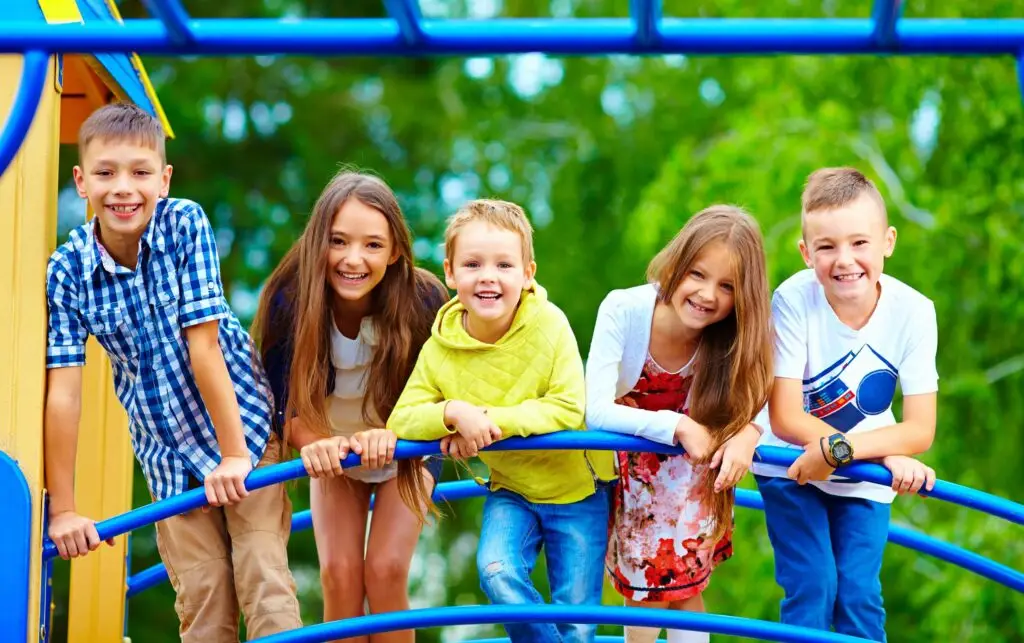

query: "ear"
left=883, top=226, right=897, bottom=258
left=798, top=239, right=812, bottom=268
left=387, top=249, right=399, bottom=266
left=72, top=166, right=87, bottom=198
left=443, top=258, right=456, bottom=290
left=160, top=164, right=173, bottom=198
left=523, top=260, right=537, bottom=289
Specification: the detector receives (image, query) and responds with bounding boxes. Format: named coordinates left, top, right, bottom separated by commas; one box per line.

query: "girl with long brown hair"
left=584, top=205, right=773, bottom=643
left=252, top=170, right=448, bottom=643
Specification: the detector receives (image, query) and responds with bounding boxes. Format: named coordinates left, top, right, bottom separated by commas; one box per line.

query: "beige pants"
left=155, top=434, right=302, bottom=642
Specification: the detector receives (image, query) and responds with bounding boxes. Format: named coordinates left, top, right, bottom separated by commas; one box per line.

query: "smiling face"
left=73, top=138, right=172, bottom=252
left=443, top=220, right=536, bottom=343
left=325, top=198, right=398, bottom=310
left=799, top=193, right=896, bottom=313
left=667, top=240, right=737, bottom=332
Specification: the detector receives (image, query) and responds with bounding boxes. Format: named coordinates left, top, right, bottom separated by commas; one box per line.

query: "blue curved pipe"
left=248, top=604, right=869, bottom=643
left=125, top=481, right=1024, bottom=598
left=0, top=50, right=48, bottom=180
left=46, top=432, right=1024, bottom=561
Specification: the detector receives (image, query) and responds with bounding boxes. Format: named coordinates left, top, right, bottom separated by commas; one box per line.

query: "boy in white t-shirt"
left=752, top=167, right=939, bottom=642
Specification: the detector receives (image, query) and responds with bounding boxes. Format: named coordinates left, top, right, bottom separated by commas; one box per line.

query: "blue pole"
left=125, top=481, right=1024, bottom=598
left=2, top=19, right=1024, bottom=56
left=51, top=432, right=1024, bottom=561
left=141, top=0, right=195, bottom=47
left=870, top=0, right=904, bottom=50
left=381, top=0, right=426, bottom=47
left=248, top=604, right=870, bottom=642
left=630, top=0, right=661, bottom=49
left=0, top=50, right=48, bottom=179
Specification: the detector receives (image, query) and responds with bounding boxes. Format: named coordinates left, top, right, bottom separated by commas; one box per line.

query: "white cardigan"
left=584, top=283, right=681, bottom=446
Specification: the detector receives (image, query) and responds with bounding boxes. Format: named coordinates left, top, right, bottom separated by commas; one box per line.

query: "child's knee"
left=364, top=552, right=411, bottom=595
left=477, top=557, right=528, bottom=601
left=320, top=554, right=364, bottom=593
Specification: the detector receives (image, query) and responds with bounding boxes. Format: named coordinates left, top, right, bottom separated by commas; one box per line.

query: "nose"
left=341, top=246, right=363, bottom=266
left=836, top=244, right=855, bottom=266
left=697, top=281, right=715, bottom=303
left=112, top=172, right=132, bottom=195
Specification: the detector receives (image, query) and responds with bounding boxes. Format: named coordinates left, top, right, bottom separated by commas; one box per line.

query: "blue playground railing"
left=24, top=431, right=1022, bottom=643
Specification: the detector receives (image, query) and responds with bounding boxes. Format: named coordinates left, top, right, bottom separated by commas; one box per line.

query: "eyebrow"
left=330, top=230, right=389, bottom=242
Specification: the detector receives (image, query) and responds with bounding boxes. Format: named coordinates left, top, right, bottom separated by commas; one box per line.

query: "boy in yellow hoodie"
left=388, top=199, right=615, bottom=643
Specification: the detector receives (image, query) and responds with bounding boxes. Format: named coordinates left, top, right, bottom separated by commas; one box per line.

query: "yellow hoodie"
left=388, top=284, right=615, bottom=504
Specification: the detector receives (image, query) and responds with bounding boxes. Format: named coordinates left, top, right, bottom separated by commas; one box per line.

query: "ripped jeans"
left=476, top=486, right=611, bottom=643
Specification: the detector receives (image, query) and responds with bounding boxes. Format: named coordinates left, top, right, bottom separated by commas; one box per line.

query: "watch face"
left=833, top=442, right=852, bottom=461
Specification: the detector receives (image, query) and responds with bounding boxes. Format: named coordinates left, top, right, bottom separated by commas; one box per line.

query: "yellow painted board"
left=0, top=53, right=62, bottom=643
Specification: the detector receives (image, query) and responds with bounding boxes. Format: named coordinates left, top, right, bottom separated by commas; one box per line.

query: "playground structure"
left=0, top=1, right=1022, bottom=642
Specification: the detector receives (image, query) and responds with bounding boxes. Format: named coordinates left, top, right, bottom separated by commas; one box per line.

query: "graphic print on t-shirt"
left=802, top=344, right=898, bottom=432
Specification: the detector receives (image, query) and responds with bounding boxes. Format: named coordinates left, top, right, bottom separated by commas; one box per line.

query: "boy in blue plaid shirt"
left=43, top=103, right=301, bottom=641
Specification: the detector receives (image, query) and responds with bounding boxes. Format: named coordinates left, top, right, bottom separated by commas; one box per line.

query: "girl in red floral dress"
left=584, top=206, right=774, bottom=643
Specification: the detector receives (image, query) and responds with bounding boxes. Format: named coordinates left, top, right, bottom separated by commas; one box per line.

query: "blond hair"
left=801, top=167, right=886, bottom=233
left=78, top=102, right=166, bottom=163
left=444, top=199, right=535, bottom=264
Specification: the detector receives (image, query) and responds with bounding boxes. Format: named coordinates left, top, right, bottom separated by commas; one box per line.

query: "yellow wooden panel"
left=0, top=53, right=62, bottom=643
left=68, top=338, right=132, bottom=643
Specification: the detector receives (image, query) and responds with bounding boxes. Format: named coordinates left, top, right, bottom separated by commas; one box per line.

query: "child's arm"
left=184, top=321, right=252, bottom=507
left=484, top=313, right=584, bottom=436
left=387, top=343, right=456, bottom=441
left=584, top=293, right=688, bottom=445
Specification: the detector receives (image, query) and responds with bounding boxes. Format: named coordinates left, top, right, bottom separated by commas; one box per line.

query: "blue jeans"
left=755, top=475, right=891, bottom=642
left=476, top=485, right=611, bottom=643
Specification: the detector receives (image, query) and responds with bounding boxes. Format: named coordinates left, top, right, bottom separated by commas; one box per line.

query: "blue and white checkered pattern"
left=46, top=198, right=272, bottom=501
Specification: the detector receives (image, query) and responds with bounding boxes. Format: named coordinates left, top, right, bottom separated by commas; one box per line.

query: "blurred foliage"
left=45, top=0, right=1024, bottom=641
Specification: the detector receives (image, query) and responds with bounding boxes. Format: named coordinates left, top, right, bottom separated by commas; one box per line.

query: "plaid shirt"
left=45, top=198, right=272, bottom=500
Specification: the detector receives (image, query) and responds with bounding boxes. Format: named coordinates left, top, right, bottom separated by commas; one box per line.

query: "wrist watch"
left=826, top=432, right=854, bottom=466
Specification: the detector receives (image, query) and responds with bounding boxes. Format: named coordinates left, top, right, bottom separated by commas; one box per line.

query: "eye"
left=498, top=262, right=514, bottom=269
left=95, top=169, right=113, bottom=177
left=721, top=283, right=734, bottom=293
left=368, top=241, right=385, bottom=250
left=690, top=270, right=704, bottom=280
left=853, top=239, right=869, bottom=247
left=817, top=244, right=833, bottom=251
left=134, top=170, right=152, bottom=176
left=330, top=236, right=345, bottom=247
left=463, top=261, right=479, bottom=269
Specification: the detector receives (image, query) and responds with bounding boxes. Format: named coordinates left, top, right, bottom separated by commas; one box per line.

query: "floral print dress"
left=606, top=353, right=733, bottom=602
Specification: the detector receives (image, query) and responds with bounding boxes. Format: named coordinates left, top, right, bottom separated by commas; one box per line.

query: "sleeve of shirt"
left=485, top=312, right=586, bottom=437
left=772, top=289, right=809, bottom=380
left=45, top=256, right=87, bottom=368
left=386, top=341, right=452, bottom=441
left=177, top=203, right=230, bottom=328
left=898, top=300, right=939, bottom=395
left=584, top=292, right=679, bottom=445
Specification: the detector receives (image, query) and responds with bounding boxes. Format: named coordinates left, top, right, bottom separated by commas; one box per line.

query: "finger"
left=351, top=436, right=363, bottom=455
left=86, top=523, right=103, bottom=552
left=330, top=444, right=345, bottom=477
left=205, top=479, right=219, bottom=506
left=924, top=467, right=936, bottom=493
left=376, top=438, right=389, bottom=468
left=440, top=438, right=450, bottom=456
left=215, top=479, right=231, bottom=507
left=489, top=424, right=502, bottom=440
left=233, top=474, right=249, bottom=501
left=907, top=469, right=925, bottom=494
left=55, top=537, right=69, bottom=561
left=301, top=450, right=316, bottom=477
left=709, top=446, right=724, bottom=470
left=714, top=464, right=730, bottom=492
left=787, top=464, right=799, bottom=480
left=106, top=538, right=116, bottom=547
left=386, top=434, right=396, bottom=464
left=338, top=437, right=350, bottom=459
left=71, top=530, right=89, bottom=558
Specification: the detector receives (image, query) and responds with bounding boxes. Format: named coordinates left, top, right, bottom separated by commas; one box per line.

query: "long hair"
left=646, top=205, right=773, bottom=544
left=252, top=170, right=448, bottom=521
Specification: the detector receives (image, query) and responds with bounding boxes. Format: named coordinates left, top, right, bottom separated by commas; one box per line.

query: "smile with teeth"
left=107, top=204, right=140, bottom=217
left=338, top=272, right=368, bottom=282
left=475, top=292, right=501, bottom=301
left=687, top=299, right=713, bottom=314
left=833, top=273, right=865, bottom=281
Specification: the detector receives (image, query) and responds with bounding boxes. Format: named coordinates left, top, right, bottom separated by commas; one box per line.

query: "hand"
left=787, top=438, right=835, bottom=485
left=440, top=434, right=473, bottom=461
left=48, top=511, right=114, bottom=560
left=445, top=401, right=502, bottom=457
left=351, top=429, right=397, bottom=469
left=674, top=416, right=713, bottom=462
left=709, top=424, right=759, bottom=491
left=882, top=455, right=936, bottom=495
left=204, top=455, right=252, bottom=507
left=300, top=436, right=351, bottom=479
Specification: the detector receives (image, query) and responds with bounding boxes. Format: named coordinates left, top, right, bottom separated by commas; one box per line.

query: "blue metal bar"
left=1018, top=50, right=1024, bottom=104
left=630, top=0, right=661, bottom=49
left=141, top=0, right=195, bottom=47
left=0, top=452, right=33, bottom=643
left=2, top=19, right=1024, bottom=56
left=870, top=0, right=904, bottom=49
left=125, top=480, right=1024, bottom=598
left=0, top=50, right=48, bottom=179
left=249, top=604, right=868, bottom=643
left=381, top=0, right=425, bottom=47
left=473, top=638, right=662, bottom=643
left=50, top=432, right=1024, bottom=561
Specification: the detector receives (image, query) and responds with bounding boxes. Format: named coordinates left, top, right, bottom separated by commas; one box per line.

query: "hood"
left=431, top=282, right=548, bottom=351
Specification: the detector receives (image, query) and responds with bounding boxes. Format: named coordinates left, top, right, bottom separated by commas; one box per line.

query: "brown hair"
left=647, top=205, right=773, bottom=545
left=801, top=167, right=887, bottom=231
left=78, top=102, right=166, bottom=163
left=252, top=170, right=448, bottom=521
left=444, top=199, right=535, bottom=264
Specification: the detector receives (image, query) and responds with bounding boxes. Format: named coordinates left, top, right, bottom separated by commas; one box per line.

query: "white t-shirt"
left=752, top=269, right=938, bottom=503
left=327, top=316, right=396, bottom=484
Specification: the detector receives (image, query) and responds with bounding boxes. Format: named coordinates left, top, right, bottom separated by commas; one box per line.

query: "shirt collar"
left=83, top=200, right=167, bottom=275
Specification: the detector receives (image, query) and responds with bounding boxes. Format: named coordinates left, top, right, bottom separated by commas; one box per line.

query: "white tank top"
left=327, top=316, right=397, bottom=484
